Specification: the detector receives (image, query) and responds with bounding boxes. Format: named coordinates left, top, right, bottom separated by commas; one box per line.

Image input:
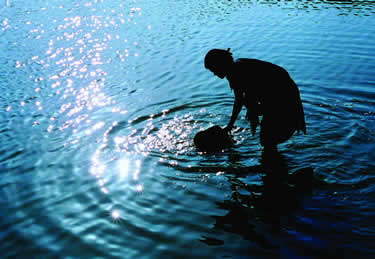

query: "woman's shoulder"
left=234, top=58, right=257, bottom=65
left=228, top=59, right=259, bottom=82
left=235, top=58, right=278, bottom=67
left=235, top=58, right=288, bottom=77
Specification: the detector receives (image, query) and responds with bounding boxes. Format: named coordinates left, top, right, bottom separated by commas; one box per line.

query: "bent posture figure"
left=204, top=48, right=306, bottom=151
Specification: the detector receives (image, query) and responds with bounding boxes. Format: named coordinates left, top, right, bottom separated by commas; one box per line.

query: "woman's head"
left=204, top=48, right=234, bottom=78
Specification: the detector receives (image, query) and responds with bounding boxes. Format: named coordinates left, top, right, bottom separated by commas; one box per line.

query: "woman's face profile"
left=209, top=66, right=226, bottom=79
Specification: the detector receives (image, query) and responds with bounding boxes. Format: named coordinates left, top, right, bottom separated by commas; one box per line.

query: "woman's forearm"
left=228, top=99, right=243, bottom=128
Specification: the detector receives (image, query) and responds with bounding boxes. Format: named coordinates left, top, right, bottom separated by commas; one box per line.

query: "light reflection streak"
left=90, top=119, right=147, bottom=196
left=6, top=0, right=146, bottom=205
left=40, top=3, right=143, bottom=133
left=88, top=109, right=199, bottom=198
left=118, top=158, right=129, bottom=179
left=90, top=149, right=146, bottom=195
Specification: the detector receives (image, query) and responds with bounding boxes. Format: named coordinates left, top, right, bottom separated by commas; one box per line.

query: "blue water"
left=1, top=0, right=375, bottom=258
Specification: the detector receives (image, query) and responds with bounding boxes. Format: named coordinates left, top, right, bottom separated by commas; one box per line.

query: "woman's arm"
left=225, top=89, right=243, bottom=131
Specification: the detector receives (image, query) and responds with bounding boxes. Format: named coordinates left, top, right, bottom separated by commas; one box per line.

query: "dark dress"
left=226, top=58, right=306, bottom=147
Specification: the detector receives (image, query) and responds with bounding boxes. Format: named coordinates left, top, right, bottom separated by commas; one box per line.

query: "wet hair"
left=204, top=48, right=233, bottom=70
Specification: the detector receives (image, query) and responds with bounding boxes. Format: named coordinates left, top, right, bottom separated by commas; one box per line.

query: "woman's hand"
left=224, top=123, right=233, bottom=132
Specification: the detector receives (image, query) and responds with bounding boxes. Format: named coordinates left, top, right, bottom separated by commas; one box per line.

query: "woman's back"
left=227, top=58, right=294, bottom=104
left=227, top=58, right=306, bottom=141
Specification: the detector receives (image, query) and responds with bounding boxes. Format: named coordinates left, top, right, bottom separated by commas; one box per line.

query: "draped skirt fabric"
left=249, top=79, right=306, bottom=147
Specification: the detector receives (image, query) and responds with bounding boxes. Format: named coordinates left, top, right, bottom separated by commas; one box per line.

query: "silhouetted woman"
left=204, top=48, right=306, bottom=152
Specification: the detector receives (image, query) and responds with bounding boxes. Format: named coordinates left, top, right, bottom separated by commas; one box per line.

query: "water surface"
left=1, top=0, right=375, bottom=257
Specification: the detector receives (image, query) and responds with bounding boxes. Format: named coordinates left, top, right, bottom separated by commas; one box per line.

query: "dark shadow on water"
left=200, top=150, right=314, bottom=253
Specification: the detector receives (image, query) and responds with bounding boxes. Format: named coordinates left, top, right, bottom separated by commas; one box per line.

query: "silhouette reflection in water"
left=200, top=150, right=314, bottom=255
left=204, top=48, right=306, bottom=153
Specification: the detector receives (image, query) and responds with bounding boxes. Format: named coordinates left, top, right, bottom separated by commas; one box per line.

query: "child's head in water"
left=204, top=48, right=234, bottom=79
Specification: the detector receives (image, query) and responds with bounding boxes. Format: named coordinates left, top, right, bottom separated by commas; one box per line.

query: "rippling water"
left=1, top=0, right=375, bottom=258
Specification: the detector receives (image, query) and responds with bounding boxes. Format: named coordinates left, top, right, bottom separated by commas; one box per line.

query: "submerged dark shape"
left=204, top=48, right=306, bottom=151
left=194, top=125, right=232, bottom=152
left=203, top=150, right=314, bottom=251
